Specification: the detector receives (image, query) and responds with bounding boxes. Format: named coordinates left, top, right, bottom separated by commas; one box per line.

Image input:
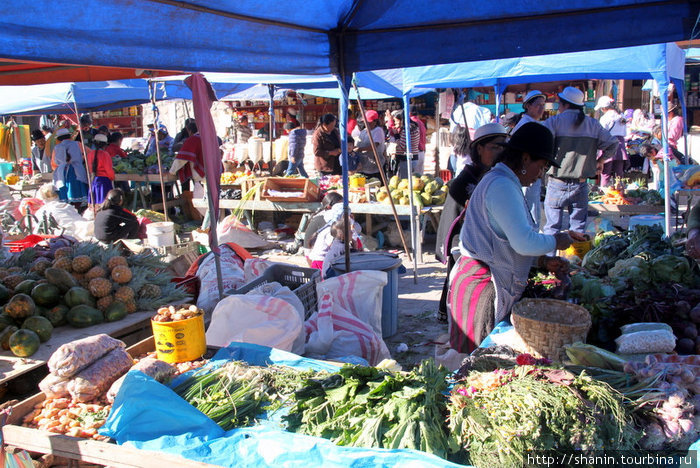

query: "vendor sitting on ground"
left=94, top=189, right=139, bottom=243
left=307, top=204, right=362, bottom=275
left=34, top=183, right=93, bottom=239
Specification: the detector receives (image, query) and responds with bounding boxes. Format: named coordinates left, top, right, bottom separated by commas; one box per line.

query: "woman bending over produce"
left=448, top=123, right=585, bottom=352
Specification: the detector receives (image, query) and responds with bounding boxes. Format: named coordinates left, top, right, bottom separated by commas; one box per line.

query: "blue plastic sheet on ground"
left=99, top=342, right=464, bottom=468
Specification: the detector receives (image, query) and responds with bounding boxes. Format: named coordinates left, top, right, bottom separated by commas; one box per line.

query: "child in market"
left=307, top=204, right=362, bottom=276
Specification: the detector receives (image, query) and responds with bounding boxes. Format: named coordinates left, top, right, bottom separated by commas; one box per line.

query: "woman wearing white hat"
left=512, top=90, right=547, bottom=225
left=595, top=96, right=628, bottom=186
left=52, top=128, right=89, bottom=205
left=543, top=87, right=618, bottom=238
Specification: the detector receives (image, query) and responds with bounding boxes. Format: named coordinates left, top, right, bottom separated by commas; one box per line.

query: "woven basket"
left=511, top=298, right=591, bottom=362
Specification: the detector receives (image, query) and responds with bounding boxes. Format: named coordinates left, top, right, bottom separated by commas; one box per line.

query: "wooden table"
left=0, top=310, right=155, bottom=386
left=588, top=203, right=664, bottom=230
left=3, top=337, right=220, bottom=468
left=114, top=173, right=182, bottom=212
left=8, top=184, right=42, bottom=198
left=193, top=199, right=443, bottom=262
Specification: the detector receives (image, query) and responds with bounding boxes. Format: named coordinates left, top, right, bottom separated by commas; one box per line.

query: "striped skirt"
left=447, top=256, right=496, bottom=353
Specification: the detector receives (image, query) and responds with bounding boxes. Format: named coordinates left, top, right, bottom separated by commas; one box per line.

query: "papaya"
left=44, top=267, right=78, bottom=293
left=31, top=283, right=61, bottom=308
left=9, top=329, right=40, bottom=357
left=66, top=305, right=103, bottom=328
left=14, top=280, right=38, bottom=296
left=42, top=304, right=69, bottom=327
left=5, top=294, right=36, bottom=320
left=22, top=316, right=53, bottom=342
left=0, top=325, right=18, bottom=350
left=0, top=284, right=10, bottom=305
left=64, top=287, right=96, bottom=308
left=105, top=302, right=127, bottom=322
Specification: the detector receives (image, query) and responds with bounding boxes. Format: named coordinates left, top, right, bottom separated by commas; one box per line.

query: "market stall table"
left=193, top=198, right=442, bottom=262
left=113, top=173, right=182, bottom=212
left=588, top=202, right=664, bottom=230
left=0, top=310, right=155, bottom=387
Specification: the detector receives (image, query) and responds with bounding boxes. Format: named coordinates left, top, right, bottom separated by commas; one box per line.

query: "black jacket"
left=94, top=206, right=140, bottom=243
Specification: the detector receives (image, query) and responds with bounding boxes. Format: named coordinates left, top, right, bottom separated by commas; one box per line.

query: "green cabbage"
left=607, top=256, right=651, bottom=288
left=650, top=254, right=692, bottom=285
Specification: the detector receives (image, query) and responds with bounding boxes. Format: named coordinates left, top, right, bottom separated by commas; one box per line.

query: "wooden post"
left=70, top=102, right=96, bottom=218
left=148, top=81, right=169, bottom=222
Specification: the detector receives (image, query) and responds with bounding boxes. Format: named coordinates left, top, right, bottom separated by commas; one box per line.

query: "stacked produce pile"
left=319, top=174, right=447, bottom=207
left=567, top=225, right=700, bottom=353
left=0, top=241, right=189, bottom=357
left=112, top=151, right=175, bottom=175
left=589, top=184, right=663, bottom=205
left=24, top=334, right=204, bottom=440
left=220, top=171, right=254, bottom=186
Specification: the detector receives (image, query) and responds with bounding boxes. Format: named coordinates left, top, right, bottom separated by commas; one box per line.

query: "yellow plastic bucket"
left=560, top=240, right=593, bottom=260
left=151, top=314, right=206, bottom=363
left=349, top=176, right=366, bottom=188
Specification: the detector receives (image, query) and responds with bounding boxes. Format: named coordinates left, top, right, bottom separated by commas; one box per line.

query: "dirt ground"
left=263, top=247, right=448, bottom=370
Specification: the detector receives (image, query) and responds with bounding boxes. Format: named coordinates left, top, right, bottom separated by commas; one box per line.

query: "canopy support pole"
left=403, top=95, right=419, bottom=282
left=336, top=77, right=351, bottom=273
left=70, top=101, right=96, bottom=218
left=494, top=82, right=501, bottom=122
left=660, top=86, right=672, bottom=237
left=351, top=80, right=412, bottom=262
left=433, top=92, right=441, bottom=177
left=148, top=81, right=169, bottom=222
left=267, top=84, right=275, bottom=167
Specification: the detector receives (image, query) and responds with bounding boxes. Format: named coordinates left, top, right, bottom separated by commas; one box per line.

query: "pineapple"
left=88, top=278, right=112, bottom=298
left=71, top=255, right=93, bottom=273
left=96, top=295, right=114, bottom=312
left=139, top=284, right=162, bottom=298
left=111, top=265, right=132, bottom=284
left=125, top=299, right=138, bottom=314
left=107, top=256, right=128, bottom=271
left=30, top=258, right=52, bottom=275
left=3, top=274, right=25, bottom=290
left=52, top=257, right=72, bottom=272
left=85, top=266, right=107, bottom=281
left=72, top=272, right=85, bottom=282
left=0, top=268, right=10, bottom=280
left=54, top=247, right=72, bottom=259
left=115, top=286, right=135, bottom=302
left=7, top=267, right=22, bottom=274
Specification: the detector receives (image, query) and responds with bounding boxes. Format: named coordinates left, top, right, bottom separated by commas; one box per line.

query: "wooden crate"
left=261, top=178, right=320, bottom=203
left=589, top=203, right=664, bottom=215
left=3, top=337, right=221, bottom=468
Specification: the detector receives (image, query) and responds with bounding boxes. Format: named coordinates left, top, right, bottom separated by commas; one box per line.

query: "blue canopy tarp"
left=0, top=79, right=255, bottom=116
left=100, top=342, right=462, bottom=468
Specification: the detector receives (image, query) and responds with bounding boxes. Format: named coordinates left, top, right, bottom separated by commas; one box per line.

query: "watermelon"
left=44, top=268, right=78, bottom=293
left=105, top=302, right=127, bottom=322
left=22, top=316, right=53, bottom=342
left=14, top=280, right=38, bottom=296
left=0, top=313, right=16, bottom=329
left=9, top=329, right=40, bottom=357
left=64, top=287, right=96, bottom=308
left=42, top=305, right=68, bottom=327
left=0, top=325, right=18, bottom=350
left=31, top=283, right=61, bottom=308
left=5, top=294, right=36, bottom=320
left=66, top=305, right=103, bottom=328
left=0, top=284, right=10, bottom=305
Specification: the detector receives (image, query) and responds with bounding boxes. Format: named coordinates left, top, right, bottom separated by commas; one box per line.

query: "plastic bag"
left=247, top=282, right=305, bottom=354
left=206, top=294, right=303, bottom=354
left=243, top=257, right=274, bottom=282
left=195, top=246, right=246, bottom=313
left=305, top=271, right=390, bottom=365
left=217, top=215, right=272, bottom=249
left=615, top=330, right=676, bottom=354
left=2, top=450, right=34, bottom=468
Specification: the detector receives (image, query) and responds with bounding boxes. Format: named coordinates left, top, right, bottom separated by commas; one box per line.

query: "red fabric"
left=87, top=149, right=115, bottom=180
left=175, top=134, right=205, bottom=182
left=410, top=115, right=427, bottom=151
left=347, top=119, right=357, bottom=135
left=105, top=143, right=127, bottom=158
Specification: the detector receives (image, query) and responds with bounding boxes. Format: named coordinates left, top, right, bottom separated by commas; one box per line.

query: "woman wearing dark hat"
left=30, top=129, right=51, bottom=173
left=435, top=123, right=506, bottom=323
left=312, top=113, right=342, bottom=176
left=543, top=87, right=618, bottom=238
left=447, top=122, right=583, bottom=353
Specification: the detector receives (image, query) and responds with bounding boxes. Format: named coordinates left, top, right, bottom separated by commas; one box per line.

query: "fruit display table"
left=0, top=311, right=154, bottom=386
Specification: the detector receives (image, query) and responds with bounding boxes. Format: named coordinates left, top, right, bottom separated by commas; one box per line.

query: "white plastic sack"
left=217, top=215, right=273, bottom=249
left=243, top=258, right=274, bottom=282
left=305, top=271, right=390, bottom=365
left=195, top=247, right=246, bottom=313
left=206, top=294, right=303, bottom=354
left=247, top=282, right=305, bottom=354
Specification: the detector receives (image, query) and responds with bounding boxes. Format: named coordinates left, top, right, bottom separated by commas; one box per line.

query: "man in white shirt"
left=595, top=96, right=628, bottom=187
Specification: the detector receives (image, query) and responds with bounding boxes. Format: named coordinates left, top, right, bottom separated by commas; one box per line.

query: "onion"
left=640, top=423, right=666, bottom=450
left=663, top=420, right=681, bottom=439
left=667, top=392, right=687, bottom=408
left=646, top=355, right=659, bottom=366
left=679, top=418, right=695, bottom=434
left=681, top=369, right=696, bottom=384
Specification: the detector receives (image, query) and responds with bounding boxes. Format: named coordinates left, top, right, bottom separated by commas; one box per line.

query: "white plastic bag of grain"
left=620, top=322, right=673, bottom=335
left=615, top=330, right=676, bottom=354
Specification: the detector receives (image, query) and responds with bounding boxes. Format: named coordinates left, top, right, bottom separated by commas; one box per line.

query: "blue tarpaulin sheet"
left=100, top=342, right=463, bottom=468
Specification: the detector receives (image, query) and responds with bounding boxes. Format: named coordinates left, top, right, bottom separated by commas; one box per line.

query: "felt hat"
left=523, top=90, right=546, bottom=104
left=55, top=128, right=71, bottom=138
left=503, top=122, right=560, bottom=168
left=94, top=133, right=108, bottom=143
left=365, top=110, right=379, bottom=122
left=558, top=87, right=585, bottom=107
left=594, top=96, right=614, bottom=111
left=470, top=123, right=507, bottom=148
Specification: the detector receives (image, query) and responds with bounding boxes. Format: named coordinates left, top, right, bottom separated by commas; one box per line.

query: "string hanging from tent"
left=148, top=80, right=170, bottom=223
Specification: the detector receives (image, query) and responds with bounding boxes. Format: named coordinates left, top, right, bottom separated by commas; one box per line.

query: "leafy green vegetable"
left=650, top=254, right=692, bottom=285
